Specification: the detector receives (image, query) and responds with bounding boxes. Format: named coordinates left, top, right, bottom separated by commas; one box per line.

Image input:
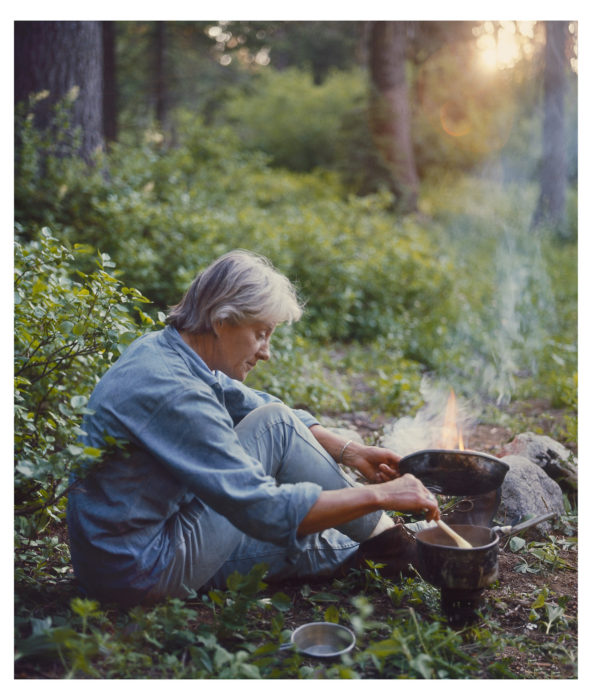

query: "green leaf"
left=83, top=446, right=103, bottom=459
left=270, top=592, right=292, bottom=612
left=324, top=605, right=340, bottom=623
left=70, top=395, right=88, bottom=409
left=16, top=463, right=35, bottom=478
left=366, top=638, right=401, bottom=658
left=509, top=536, right=526, bottom=552
left=208, top=590, right=224, bottom=606
left=309, top=592, right=341, bottom=603
left=410, top=653, right=434, bottom=679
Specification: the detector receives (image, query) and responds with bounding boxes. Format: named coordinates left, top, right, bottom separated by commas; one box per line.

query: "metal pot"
left=416, top=524, right=499, bottom=591
left=414, top=513, right=557, bottom=624
left=399, top=449, right=509, bottom=495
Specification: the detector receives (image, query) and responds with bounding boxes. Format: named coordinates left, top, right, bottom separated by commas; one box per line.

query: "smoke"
left=480, top=223, right=557, bottom=404
left=382, top=376, right=477, bottom=456
left=436, top=186, right=560, bottom=407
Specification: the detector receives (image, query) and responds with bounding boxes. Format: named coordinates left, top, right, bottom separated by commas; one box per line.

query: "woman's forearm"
left=296, top=486, right=382, bottom=536
left=296, top=474, right=440, bottom=537
left=309, top=424, right=360, bottom=464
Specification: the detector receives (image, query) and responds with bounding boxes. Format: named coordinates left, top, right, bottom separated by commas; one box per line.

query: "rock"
left=502, top=432, right=577, bottom=493
left=498, top=455, right=565, bottom=534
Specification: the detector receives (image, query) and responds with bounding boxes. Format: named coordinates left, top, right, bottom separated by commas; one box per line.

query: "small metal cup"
left=280, top=622, right=356, bottom=659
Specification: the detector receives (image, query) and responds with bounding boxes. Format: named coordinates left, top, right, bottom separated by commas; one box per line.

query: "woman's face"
left=213, top=319, right=275, bottom=381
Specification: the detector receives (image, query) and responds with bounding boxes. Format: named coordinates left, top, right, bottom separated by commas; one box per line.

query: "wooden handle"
left=435, top=519, right=473, bottom=549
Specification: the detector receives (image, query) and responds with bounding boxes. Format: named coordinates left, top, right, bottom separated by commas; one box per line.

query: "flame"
left=440, top=390, right=465, bottom=450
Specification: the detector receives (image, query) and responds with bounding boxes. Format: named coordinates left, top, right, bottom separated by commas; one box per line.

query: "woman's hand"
left=297, top=471, right=439, bottom=536
left=307, top=425, right=400, bottom=484
left=343, top=443, right=400, bottom=483
left=374, top=473, right=440, bottom=522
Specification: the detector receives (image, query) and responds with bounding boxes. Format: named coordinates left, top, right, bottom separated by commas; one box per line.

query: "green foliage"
left=14, top=95, right=576, bottom=416
left=14, top=228, right=152, bottom=535
left=221, top=67, right=367, bottom=172
left=15, top=562, right=534, bottom=679
left=14, top=101, right=457, bottom=362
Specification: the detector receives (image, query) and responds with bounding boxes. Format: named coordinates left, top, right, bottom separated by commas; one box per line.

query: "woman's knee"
left=236, top=402, right=300, bottom=437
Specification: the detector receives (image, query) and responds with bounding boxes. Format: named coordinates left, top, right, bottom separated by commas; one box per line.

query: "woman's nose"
left=257, top=340, right=271, bottom=361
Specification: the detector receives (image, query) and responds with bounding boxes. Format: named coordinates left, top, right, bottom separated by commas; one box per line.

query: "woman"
left=67, top=250, right=438, bottom=605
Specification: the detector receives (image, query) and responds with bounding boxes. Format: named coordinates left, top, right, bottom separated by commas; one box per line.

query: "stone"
left=498, top=454, right=565, bottom=534
left=501, top=432, right=577, bottom=493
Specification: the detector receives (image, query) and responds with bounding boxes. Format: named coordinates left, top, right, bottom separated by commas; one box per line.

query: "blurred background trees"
left=15, top=21, right=105, bottom=161
left=14, top=20, right=577, bottom=216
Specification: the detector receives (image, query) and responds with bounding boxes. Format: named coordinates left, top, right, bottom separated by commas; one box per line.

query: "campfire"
left=439, top=390, right=465, bottom=451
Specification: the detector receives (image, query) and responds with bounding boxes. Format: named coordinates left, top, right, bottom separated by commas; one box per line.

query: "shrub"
left=221, top=67, right=367, bottom=172
left=14, top=227, right=153, bottom=537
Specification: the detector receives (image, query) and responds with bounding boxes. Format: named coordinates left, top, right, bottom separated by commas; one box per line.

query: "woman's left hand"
left=344, top=444, right=400, bottom=483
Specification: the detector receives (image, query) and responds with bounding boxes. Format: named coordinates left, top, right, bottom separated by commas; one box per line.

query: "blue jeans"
left=148, top=404, right=382, bottom=598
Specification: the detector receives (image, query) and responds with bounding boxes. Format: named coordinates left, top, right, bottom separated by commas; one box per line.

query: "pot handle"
left=493, top=512, right=557, bottom=536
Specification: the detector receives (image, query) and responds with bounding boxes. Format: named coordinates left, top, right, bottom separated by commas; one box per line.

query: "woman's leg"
left=150, top=404, right=382, bottom=599
left=235, top=404, right=383, bottom=542
left=201, top=404, right=384, bottom=589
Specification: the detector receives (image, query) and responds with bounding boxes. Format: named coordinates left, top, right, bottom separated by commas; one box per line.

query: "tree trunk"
left=102, top=21, right=118, bottom=145
left=532, top=21, right=568, bottom=233
left=14, top=21, right=104, bottom=162
left=153, top=21, right=168, bottom=128
left=368, top=21, right=419, bottom=213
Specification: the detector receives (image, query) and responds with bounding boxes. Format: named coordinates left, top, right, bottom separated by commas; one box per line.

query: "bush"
left=15, top=102, right=457, bottom=363
left=14, top=228, right=153, bottom=537
left=14, top=94, right=576, bottom=415
left=220, top=67, right=367, bottom=172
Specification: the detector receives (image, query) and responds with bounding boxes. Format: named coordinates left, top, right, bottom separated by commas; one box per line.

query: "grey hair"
left=167, top=250, right=303, bottom=333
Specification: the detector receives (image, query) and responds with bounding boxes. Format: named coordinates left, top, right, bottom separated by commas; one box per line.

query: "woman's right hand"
left=374, top=473, right=440, bottom=521
left=297, top=472, right=439, bottom=536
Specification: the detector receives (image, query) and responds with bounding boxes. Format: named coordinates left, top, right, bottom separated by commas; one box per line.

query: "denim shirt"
left=66, top=324, right=322, bottom=600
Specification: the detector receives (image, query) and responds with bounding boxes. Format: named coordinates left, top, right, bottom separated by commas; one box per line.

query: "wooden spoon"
left=435, top=519, right=473, bottom=549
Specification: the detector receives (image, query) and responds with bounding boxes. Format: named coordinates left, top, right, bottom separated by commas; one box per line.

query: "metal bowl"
left=288, top=622, right=356, bottom=658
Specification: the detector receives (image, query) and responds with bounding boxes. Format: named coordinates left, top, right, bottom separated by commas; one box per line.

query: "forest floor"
left=15, top=399, right=578, bottom=679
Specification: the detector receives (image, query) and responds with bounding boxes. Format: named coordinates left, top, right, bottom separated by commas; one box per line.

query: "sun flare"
left=475, top=21, right=535, bottom=72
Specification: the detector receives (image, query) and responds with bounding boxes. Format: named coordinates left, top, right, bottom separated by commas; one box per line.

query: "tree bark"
left=368, top=21, right=419, bottom=213
left=102, top=21, right=118, bottom=145
left=153, top=21, right=168, bottom=128
left=14, top=21, right=104, bottom=161
left=532, top=21, right=568, bottom=232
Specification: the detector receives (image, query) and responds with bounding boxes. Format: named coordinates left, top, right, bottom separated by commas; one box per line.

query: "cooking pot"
left=399, top=448, right=509, bottom=495
left=414, top=512, right=557, bottom=623
left=416, top=523, right=500, bottom=592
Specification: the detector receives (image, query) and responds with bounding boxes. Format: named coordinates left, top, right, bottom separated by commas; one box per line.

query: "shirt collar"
left=162, top=325, right=220, bottom=387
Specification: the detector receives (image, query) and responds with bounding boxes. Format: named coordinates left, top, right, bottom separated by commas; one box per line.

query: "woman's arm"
left=309, top=424, right=399, bottom=483
left=297, top=473, right=439, bottom=536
